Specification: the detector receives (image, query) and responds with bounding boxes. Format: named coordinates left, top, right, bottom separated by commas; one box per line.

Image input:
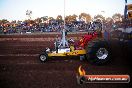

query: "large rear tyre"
left=39, top=51, right=48, bottom=63
left=86, top=40, right=111, bottom=65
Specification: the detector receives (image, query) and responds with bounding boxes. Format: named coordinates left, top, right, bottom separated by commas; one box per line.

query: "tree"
left=26, top=10, right=32, bottom=20
left=48, top=17, right=54, bottom=21
left=56, top=15, right=63, bottom=21
left=106, top=17, right=113, bottom=23
left=65, top=15, right=70, bottom=23
left=56, top=15, right=63, bottom=23
left=79, top=13, right=91, bottom=23
left=105, top=17, right=114, bottom=28
left=0, top=19, right=9, bottom=24
left=72, top=14, right=78, bottom=22
left=112, top=13, right=122, bottom=22
left=35, top=18, right=42, bottom=23
left=94, top=14, right=105, bottom=22
left=41, top=16, right=48, bottom=23
left=65, top=14, right=78, bottom=23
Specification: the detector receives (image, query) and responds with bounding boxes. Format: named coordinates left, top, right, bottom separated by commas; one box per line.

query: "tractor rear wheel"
left=86, top=39, right=111, bottom=65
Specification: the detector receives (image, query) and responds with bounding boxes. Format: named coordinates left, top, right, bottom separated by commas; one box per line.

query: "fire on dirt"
left=78, top=65, right=86, bottom=76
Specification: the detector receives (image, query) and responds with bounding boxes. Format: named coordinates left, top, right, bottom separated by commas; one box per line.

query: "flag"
left=124, top=0, right=127, bottom=19
left=124, top=5, right=127, bottom=19
left=125, top=0, right=127, bottom=3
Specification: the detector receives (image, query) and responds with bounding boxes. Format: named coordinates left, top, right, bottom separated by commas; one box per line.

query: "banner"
left=128, top=11, right=132, bottom=19
left=127, top=4, right=132, bottom=10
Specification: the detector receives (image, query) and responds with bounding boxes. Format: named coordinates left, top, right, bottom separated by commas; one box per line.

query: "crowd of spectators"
left=0, top=18, right=131, bottom=34
left=0, top=19, right=103, bottom=34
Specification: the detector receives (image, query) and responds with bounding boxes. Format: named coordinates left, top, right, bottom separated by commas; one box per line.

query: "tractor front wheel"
left=39, top=52, right=48, bottom=62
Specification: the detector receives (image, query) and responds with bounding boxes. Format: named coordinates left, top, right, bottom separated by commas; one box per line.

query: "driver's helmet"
left=68, top=38, right=74, bottom=44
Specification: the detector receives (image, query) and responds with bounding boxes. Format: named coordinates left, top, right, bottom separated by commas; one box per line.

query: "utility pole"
left=58, top=0, right=69, bottom=48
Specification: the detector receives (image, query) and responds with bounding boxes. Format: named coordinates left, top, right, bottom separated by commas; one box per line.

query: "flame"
left=78, top=65, right=86, bottom=76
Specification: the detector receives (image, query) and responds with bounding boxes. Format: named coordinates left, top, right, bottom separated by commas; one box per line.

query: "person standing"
left=3, top=28, right=7, bottom=34
left=54, top=35, right=60, bottom=53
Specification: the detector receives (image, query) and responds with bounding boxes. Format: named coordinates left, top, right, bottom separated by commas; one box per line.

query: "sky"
left=0, top=0, right=132, bottom=21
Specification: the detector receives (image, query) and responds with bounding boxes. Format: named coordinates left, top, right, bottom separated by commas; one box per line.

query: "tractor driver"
left=79, top=36, right=85, bottom=48
left=68, top=39, right=75, bottom=52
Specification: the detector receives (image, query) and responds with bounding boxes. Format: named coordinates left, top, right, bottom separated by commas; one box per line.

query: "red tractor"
left=39, top=29, right=111, bottom=65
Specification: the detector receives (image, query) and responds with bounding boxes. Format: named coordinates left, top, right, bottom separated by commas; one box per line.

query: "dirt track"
left=0, top=33, right=131, bottom=88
